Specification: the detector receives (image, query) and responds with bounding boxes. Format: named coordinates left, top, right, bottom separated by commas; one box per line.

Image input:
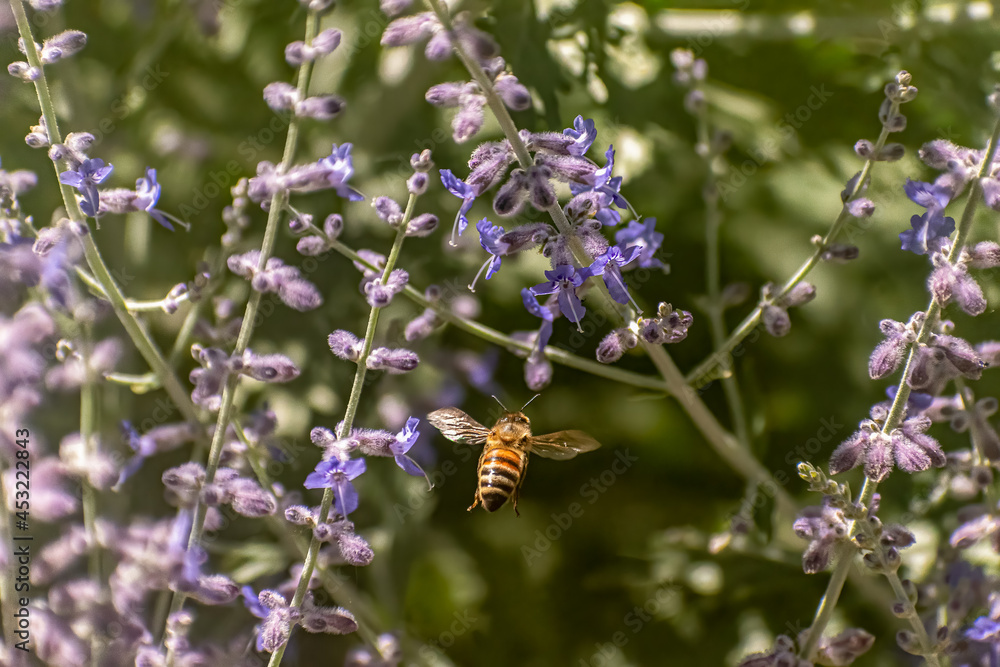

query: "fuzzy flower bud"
left=761, top=304, right=790, bottom=337
left=263, top=82, right=300, bottom=111
left=40, top=30, right=87, bottom=64
left=524, top=350, right=552, bottom=391
left=405, top=212, right=438, bottom=237
left=241, top=352, right=300, bottom=382
left=328, top=330, right=363, bottom=362
left=366, top=347, right=419, bottom=373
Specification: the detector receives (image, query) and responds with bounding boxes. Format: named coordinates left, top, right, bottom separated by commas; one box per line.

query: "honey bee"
left=426, top=405, right=601, bottom=516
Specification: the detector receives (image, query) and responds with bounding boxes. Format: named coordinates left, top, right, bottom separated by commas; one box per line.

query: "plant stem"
left=161, top=9, right=321, bottom=661
left=266, top=198, right=415, bottom=667
left=79, top=323, right=105, bottom=663
left=691, top=87, right=751, bottom=449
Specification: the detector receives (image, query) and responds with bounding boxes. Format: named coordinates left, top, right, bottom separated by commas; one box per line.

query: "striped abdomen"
left=479, top=446, right=526, bottom=512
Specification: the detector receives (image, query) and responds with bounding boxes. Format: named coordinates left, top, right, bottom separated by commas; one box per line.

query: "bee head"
left=497, top=411, right=530, bottom=435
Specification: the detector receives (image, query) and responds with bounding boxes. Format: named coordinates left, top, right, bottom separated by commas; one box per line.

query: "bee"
left=426, top=404, right=601, bottom=516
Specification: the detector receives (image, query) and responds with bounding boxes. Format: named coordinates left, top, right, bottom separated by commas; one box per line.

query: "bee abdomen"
left=479, top=448, right=523, bottom=512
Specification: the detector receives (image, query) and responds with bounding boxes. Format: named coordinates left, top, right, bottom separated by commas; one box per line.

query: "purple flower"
left=304, top=457, right=366, bottom=516
left=254, top=590, right=299, bottom=653
left=793, top=499, right=848, bottom=574
left=59, top=158, right=113, bottom=217
left=904, top=178, right=951, bottom=214
left=570, top=145, right=630, bottom=211
left=563, top=115, right=597, bottom=157
left=115, top=421, right=156, bottom=488
left=521, top=287, right=554, bottom=352
left=469, top=218, right=504, bottom=290
left=133, top=168, right=177, bottom=230
left=440, top=169, right=476, bottom=244
left=615, top=218, right=664, bottom=269
left=319, top=143, right=364, bottom=201
left=391, top=417, right=430, bottom=485
left=829, top=414, right=945, bottom=482
left=966, top=615, right=1000, bottom=645
left=242, top=585, right=267, bottom=620
left=582, top=244, right=641, bottom=305
left=530, top=265, right=586, bottom=324
left=900, top=179, right=955, bottom=255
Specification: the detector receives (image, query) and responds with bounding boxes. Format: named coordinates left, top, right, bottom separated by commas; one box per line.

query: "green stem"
left=798, top=112, right=1000, bottom=663
left=643, top=343, right=797, bottom=519
left=686, top=99, right=903, bottom=386
left=79, top=324, right=105, bottom=662
left=693, top=86, right=751, bottom=450
left=162, top=9, right=321, bottom=661
left=267, top=200, right=415, bottom=667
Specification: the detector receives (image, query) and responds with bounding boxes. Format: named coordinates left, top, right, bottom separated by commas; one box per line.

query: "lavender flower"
left=227, top=251, right=322, bottom=311
left=899, top=179, right=955, bottom=255
left=319, top=143, right=364, bottom=201
left=570, top=145, right=630, bottom=213
left=252, top=590, right=300, bottom=653
left=829, top=412, right=945, bottom=482
left=638, top=303, right=693, bottom=345
left=366, top=346, right=419, bottom=373
left=364, top=269, right=409, bottom=308
left=583, top=244, right=641, bottom=306
left=615, top=218, right=664, bottom=269
left=530, top=265, right=586, bottom=325
left=929, top=250, right=986, bottom=316
left=469, top=218, right=504, bottom=290
left=521, top=287, right=555, bottom=352
left=390, top=416, right=430, bottom=484
left=304, top=457, right=366, bottom=516
left=793, top=499, right=849, bottom=573
left=58, top=157, right=112, bottom=217
left=563, top=115, right=597, bottom=156
left=301, top=595, right=359, bottom=635
left=440, top=169, right=476, bottom=244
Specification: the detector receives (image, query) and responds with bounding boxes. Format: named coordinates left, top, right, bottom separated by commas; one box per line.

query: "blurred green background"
left=3, top=0, right=1000, bottom=665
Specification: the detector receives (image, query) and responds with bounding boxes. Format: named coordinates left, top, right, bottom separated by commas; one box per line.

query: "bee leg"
left=467, top=488, right=481, bottom=512
left=511, top=487, right=521, bottom=517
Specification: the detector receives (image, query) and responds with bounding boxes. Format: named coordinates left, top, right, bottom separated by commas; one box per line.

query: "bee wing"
left=528, top=430, right=602, bottom=460
left=426, top=407, right=490, bottom=446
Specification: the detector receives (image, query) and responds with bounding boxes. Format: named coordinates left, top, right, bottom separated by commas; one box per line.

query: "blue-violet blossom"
left=563, top=115, right=597, bottom=157
left=59, top=158, right=112, bottom=217
left=900, top=179, right=955, bottom=255
left=530, top=265, right=586, bottom=326
left=583, top=244, right=642, bottom=306
left=440, top=169, right=476, bottom=244
left=304, top=457, right=367, bottom=516
left=615, top=218, right=664, bottom=270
